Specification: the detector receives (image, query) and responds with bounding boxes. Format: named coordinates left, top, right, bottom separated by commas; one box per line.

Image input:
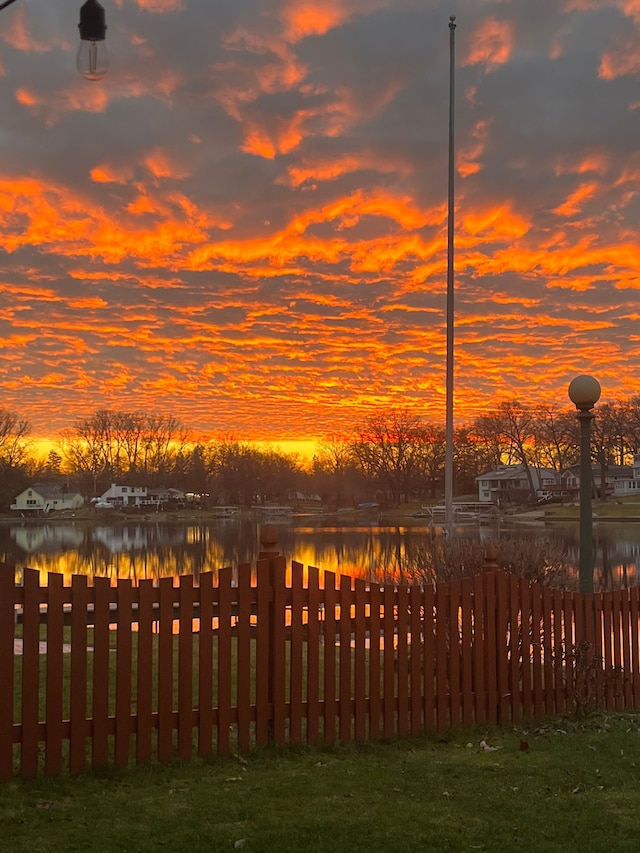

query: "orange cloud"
left=554, top=151, right=610, bottom=176
left=464, top=18, right=514, bottom=72
left=563, top=0, right=640, bottom=24
left=600, top=35, right=640, bottom=79
left=1, top=6, right=67, bottom=53
left=90, top=164, right=135, bottom=184
left=144, top=149, right=191, bottom=180
left=458, top=119, right=492, bottom=178
left=132, top=0, right=185, bottom=11
left=280, top=1, right=353, bottom=42
left=462, top=204, right=529, bottom=240
left=552, top=183, right=599, bottom=217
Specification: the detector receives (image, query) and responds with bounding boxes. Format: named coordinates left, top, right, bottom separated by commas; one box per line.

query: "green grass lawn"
left=543, top=498, right=640, bottom=519
left=1, top=712, right=639, bottom=853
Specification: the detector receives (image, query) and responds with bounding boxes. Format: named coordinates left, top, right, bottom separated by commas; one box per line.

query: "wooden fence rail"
left=1, top=558, right=639, bottom=781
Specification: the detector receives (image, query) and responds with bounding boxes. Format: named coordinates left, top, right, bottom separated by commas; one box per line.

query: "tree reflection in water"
left=0, top=519, right=637, bottom=590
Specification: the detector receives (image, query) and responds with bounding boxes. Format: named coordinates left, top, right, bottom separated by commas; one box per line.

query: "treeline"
left=2, top=398, right=640, bottom=511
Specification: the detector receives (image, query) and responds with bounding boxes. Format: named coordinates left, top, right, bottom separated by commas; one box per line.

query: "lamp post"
left=568, top=374, right=601, bottom=594
left=444, top=15, right=456, bottom=533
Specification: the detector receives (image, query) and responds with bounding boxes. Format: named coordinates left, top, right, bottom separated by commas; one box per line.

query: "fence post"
left=483, top=543, right=499, bottom=572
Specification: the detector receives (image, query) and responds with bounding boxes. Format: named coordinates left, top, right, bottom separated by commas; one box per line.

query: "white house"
left=613, top=454, right=640, bottom=497
left=563, top=462, right=633, bottom=497
left=476, top=465, right=558, bottom=504
left=11, top=484, right=84, bottom=514
left=97, top=484, right=186, bottom=509
left=97, top=483, right=148, bottom=507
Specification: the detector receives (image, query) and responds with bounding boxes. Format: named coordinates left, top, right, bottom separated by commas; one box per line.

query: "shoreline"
left=2, top=507, right=639, bottom=527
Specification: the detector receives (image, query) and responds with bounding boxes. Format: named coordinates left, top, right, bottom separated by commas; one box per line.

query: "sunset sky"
left=1, top=0, right=639, bottom=452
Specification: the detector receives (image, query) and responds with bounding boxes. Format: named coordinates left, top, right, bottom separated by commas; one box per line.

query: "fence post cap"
left=483, top=542, right=499, bottom=571
left=259, top=525, right=279, bottom=551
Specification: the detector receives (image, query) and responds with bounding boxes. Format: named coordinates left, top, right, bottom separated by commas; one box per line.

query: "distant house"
left=96, top=484, right=186, bottom=510
left=147, top=487, right=186, bottom=506
left=476, top=465, right=558, bottom=504
left=563, top=462, right=633, bottom=497
left=97, top=484, right=148, bottom=508
left=612, top=454, right=640, bottom=497
left=11, top=484, right=84, bottom=514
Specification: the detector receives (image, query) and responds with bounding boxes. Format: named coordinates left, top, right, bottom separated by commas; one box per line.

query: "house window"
left=26, top=499, right=37, bottom=506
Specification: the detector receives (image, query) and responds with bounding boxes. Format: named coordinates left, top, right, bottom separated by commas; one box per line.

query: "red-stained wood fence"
left=1, top=557, right=639, bottom=780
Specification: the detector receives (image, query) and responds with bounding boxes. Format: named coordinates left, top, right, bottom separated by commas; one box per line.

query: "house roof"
left=564, top=463, right=633, bottom=476
left=476, top=465, right=556, bottom=483
left=16, top=484, right=82, bottom=500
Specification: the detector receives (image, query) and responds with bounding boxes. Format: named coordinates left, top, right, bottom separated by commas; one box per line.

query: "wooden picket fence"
left=1, top=557, right=639, bottom=780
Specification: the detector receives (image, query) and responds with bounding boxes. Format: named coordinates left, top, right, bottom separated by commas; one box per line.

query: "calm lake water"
left=1, top=516, right=639, bottom=589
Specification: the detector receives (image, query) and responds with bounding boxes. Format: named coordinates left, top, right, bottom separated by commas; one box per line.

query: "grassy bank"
left=1, top=713, right=639, bottom=853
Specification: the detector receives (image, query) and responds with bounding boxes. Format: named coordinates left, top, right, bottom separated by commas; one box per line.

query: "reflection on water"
left=1, top=518, right=639, bottom=589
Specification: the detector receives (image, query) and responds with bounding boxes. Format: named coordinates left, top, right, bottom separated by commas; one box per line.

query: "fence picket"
left=495, top=572, right=510, bottom=724
left=91, top=577, right=111, bottom=767
left=448, top=580, right=461, bottom=727
left=236, top=564, right=253, bottom=753
left=603, top=591, right=614, bottom=708
left=541, top=586, right=554, bottom=717
left=177, top=574, right=194, bottom=762
left=44, top=572, right=65, bottom=776
left=339, top=575, right=353, bottom=743
left=20, top=569, right=41, bottom=778
left=271, top=556, right=287, bottom=746
left=290, top=562, right=304, bottom=743
left=354, top=578, right=367, bottom=742
left=368, top=581, right=382, bottom=740
left=157, top=577, right=175, bottom=763
left=136, top=579, right=155, bottom=764
left=306, top=567, right=321, bottom=744
left=115, top=579, right=134, bottom=768
left=217, top=568, right=233, bottom=754
left=323, top=572, right=337, bottom=744
left=531, top=582, right=543, bottom=720
left=620, top=588, right=632, bottom=709
left=461, top=577, right=473, bottom=727
left=435, top=582, right=448, bottom=729
left=551, top=589, right=565, bottom=715
left=472, top=573, right=486, bottom=725
left=409, top=585, right=422, bottom=735
left=482, top=572, right=497, bottom=725
left=254, top=559, right=271, bottom=747
left=612, top=590, right=624, bottom=711
left=630, top=586, right=640, bottom=709
left=508, top=575, right=521, bottom=724
left=382, top=584, right=395, bottom=738
left=0, top=565, right=16, bottom=783
left=69, top=575, right=89, bottom=775
left=396, top=585, right=409, bottom=737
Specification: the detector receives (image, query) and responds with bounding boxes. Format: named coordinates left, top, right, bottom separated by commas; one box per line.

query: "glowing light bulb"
left=77, top=0, right=108, bottom=81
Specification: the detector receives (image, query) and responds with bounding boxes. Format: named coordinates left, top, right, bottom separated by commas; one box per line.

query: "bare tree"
left=530, top=407, right=578, bottom=483
left=60, top=409, right=188, bottom=492
left=0, top=410, right=31, bottom=467
left=314, top=432, right=359, bottom=507
left=413, top=425, right=446, bottom=500
left=352, top=409, right=423, bottom=507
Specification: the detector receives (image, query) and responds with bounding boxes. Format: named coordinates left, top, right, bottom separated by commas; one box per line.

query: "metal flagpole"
left=444, top=15, right=456, bottom=533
